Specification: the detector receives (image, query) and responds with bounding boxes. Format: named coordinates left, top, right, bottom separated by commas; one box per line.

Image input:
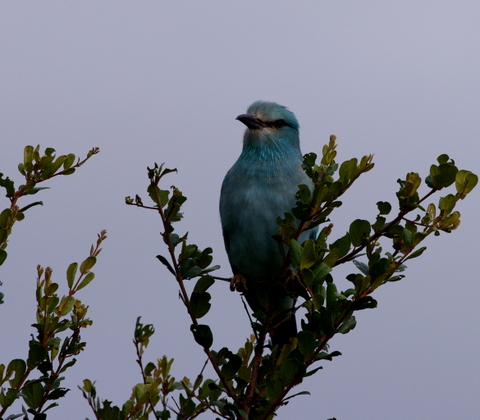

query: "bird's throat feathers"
left=241, top=127, right=301, bottom=163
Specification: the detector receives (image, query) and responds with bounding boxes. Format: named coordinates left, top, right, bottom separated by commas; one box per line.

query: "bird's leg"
left=230, top=273, right=248, bottom=292
left=284, top=268, right=309, bottom=299
left=285, top=268, right=300, bottom=285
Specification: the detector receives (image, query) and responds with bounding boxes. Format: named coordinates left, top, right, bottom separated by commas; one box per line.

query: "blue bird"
left=220, top=101, right=315, bottom=346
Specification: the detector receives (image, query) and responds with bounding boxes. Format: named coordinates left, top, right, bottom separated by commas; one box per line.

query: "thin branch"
left=335, top=187, right=438, bottom=266
left=150, top=182, right=240, bottom=406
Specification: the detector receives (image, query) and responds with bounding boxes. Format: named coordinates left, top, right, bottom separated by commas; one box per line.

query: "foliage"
left=79, top=135, right=475, bottom=420
left=0, top=145, right=99, bottom=304
left=1, top=141, right=477, bottom=419
left=0, top=145, right=104, bottom=419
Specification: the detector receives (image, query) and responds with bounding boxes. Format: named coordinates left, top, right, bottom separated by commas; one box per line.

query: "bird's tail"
left=243, top=281, right=298, bottom=347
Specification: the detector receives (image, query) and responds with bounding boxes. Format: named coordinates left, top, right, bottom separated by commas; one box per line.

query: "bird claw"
left=285, top=268, right=301, bottom=286
left=230, top=274, right=248, bottom=292
left=285, top=269, right=309, bottom=300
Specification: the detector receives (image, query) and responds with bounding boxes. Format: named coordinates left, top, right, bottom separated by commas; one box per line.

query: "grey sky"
left=1, top=2, right=479, bottom=419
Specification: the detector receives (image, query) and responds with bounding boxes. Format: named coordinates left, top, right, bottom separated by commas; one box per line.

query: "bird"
left=219, top=100, right=316, bottom=346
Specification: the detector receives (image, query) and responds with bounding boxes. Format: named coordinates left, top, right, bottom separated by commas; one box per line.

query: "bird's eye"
left=273, top=119, right=286, bottom=129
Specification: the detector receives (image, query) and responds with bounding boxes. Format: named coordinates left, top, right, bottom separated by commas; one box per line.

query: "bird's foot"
left=285, top=268, right=301, bottom=287
left=230, top=274, right=248, bottom=292
left=285, top=268, right=309, bottom=300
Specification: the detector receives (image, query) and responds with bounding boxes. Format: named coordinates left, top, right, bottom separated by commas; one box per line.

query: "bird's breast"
left=220, top=158, right=311, bottom=281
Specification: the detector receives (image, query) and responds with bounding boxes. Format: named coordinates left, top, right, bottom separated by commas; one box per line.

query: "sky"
left=1, top=2, right=479, bottom=419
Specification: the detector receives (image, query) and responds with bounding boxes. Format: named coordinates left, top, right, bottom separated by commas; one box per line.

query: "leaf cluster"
left=0, top=231, right=106, bottom=420
left=101, top=137, right=477, bottom=420
left=0, top=145, right=100, bottom=304
left=80, top=317, right=187, bottom=420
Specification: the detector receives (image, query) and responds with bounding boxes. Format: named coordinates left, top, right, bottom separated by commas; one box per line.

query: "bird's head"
left=237, top=101, right=300, bottom=152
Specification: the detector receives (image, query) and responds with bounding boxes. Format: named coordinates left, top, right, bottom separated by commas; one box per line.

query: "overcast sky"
left=1, top=2, right=479, bottom=419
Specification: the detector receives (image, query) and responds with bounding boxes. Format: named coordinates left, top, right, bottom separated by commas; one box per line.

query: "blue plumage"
left=220, top=101, right=314, bottom=345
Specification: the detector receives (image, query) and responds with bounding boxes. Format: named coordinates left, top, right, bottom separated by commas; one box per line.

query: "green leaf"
left=337, top=316, right=357, bottom=334
left=0, top=174, right=15, bottom=197
left=352, top=296, right=377, bottom=310
left=376, top=201, right=392, bottom=215
left=80, top=256, right=96, bottom=273
left=406, top=246, right=427, bottom=260
left=437, top=154, right=449, bottom=164
left=429, top=162, right=458, bottom=189
left=66, top=262, right=78, bottom=288
left=372, top=215, right=386, bottom=232
left=439, top=194, right=456, bottom=214
left=134, top=317, right=155, bottom=344
left=326, top=283, right=338, bottom=311
left=193, top=275, right=215, bottom=293
left=280, top=359, right=300, bottom=383
left=190, top=324, right=213, bottom=348
left=59, top=359, right=77, bottom=374
left=18, top=162, right=26, bottom=175
left=24, top=145, right=34, bottom=165
left=266, top=378, right=284, bottom=402
left=46, top=282, right=59, bottom=296
left=58, top=296, right=76, bottom=316
left=22, top=187, right=49, bottom=196
left=323, top=248, right=340, bottom=268
left=77, top=272, right=95, bottom=290
left=18, top=201, right=43, bottom=212
left=312, top=184, right=329, bottom=210
left=198, top=247, right=213, bottom=269
left=312, top=263, right=332, bottom=285
left=0, top=229, right=8, bottom=246
left=371, top=258, right=390, bottom=280
left=134, top=383, right=152, bottom=406
left=315, top=350, right=342, bottom=361
left=27, top=341, right=48, bottom=370
left=289, top=239, right=302, bottom=271
left=296, top=183, right=312, bottom=204
left=180, top=260, right=203, bottom=278
left=22, top=381, right=44, bottom=409
left=303, top=152, right=317, bottom=167
left=398, top=173, right=421, bottom=205
left=160, top=166, right=178, bottom=178
left=190, top=292, right=211, bottom=318
left=63, top=153, right=76, bottom=169
left=300, top=239, right=317, bottom=270
left=339, top=158, right=358, bottom=184
left=0, top=388, right=19, bottom=410
left=0, top=249, right=7, bottom=266
left=283, top=390, right=312, bottom=401
left=191, top=373, right=203, bottom=391
left=352, top=260, right=369, bottom=276
left=0, top=208, right=11, bottom=229
left=62, top=168, right=76, bottom=175
left=50, top=155, right=66, bottom=174
left=302, top=268, right=314, bottom=287
left=221, top=355, right=242, bottom=381
left=297, top=331, right=315, bottom=358
left=455, top=170, right=478, bottom=199
left=147, top=184, right=169, bottom=207
left=47, top=387, right=69, bottom=400
left=349, top=219, right=371, bottom=247
left=440, top=211, right=461, bottom=230
left=403, top=227, right=414, bottom=248
left=330, top=233, right=351, bottom=259
left=329, top=233, right=351, bottom=259
left=156, top=254, right=176, bottom=275
left=7, top=359, right=26, bottom=387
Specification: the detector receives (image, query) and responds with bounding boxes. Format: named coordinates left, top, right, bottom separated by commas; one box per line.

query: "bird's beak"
left=236, top=113, right=264, bottom=130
